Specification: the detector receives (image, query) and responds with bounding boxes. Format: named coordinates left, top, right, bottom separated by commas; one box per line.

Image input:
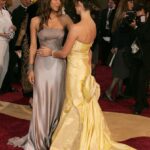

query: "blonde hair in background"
left=112, top=0, right=129, bottom=33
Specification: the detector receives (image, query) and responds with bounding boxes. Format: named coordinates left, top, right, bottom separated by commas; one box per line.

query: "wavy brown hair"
left=112, top=0, right=131, bottom=32
left=37, top=0, right=63, bottom=30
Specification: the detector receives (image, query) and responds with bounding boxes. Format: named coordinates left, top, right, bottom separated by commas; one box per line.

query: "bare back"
left=75, top=17, right=96, bottom=44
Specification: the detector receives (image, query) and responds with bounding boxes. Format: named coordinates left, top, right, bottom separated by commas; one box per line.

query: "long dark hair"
left=37, top=0, right=63, bottom=30
left=73, top=0, right=92, bottom=10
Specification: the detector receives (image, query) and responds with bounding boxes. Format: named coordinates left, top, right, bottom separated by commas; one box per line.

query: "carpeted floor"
left=0, top=65, right=150, bottom=150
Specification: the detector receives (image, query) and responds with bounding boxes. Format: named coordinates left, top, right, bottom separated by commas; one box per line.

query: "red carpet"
left=0, top=65, right=150, bottom=150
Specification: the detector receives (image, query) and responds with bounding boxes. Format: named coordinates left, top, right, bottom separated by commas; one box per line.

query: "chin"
left=52, top=7, right=59, bottom=12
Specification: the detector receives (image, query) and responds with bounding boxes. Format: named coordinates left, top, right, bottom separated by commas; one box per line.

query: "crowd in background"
left=0, top=0, right=150, bottom=114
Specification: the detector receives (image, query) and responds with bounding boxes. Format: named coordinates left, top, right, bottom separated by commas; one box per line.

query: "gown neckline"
left=75, top=40, right=93, bottom=46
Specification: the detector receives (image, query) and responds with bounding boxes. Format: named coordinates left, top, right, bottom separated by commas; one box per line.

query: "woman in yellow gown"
left=38, top=0, right=136, bottom=149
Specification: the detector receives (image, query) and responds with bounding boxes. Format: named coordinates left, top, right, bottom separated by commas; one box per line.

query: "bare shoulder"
left=31, top=16, right=41, bottom=30
left=31, top=16, right=41, bottom=25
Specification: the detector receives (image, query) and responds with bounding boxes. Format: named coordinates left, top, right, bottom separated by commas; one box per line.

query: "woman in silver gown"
left=8, top=0, right=72, bottom=149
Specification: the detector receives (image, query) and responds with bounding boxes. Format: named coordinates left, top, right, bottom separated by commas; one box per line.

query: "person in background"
left=130, top=3, right=150, bottom=114
left=0, top=0, right=16, bottom=92
left=91, top=3, right=101, bottom=76
left=4, top=0, right=12, bottom=10
left=1, top=0, right=31, bottom=93
left=105, top=0, right=135, bottom=101
left=99, top=0, right=117, bottom=65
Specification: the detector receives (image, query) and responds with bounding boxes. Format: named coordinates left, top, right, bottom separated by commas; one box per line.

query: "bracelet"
left=28, top=64, right=34, bottom=71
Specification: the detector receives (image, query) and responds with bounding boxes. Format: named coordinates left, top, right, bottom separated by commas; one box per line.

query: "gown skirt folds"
left=8, top=28, right=66, bottom=150
left=50, top=40, right=135, bottom=150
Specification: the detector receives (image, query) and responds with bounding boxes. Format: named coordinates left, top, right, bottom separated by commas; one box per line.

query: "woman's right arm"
left=28, top=17, right=39, bottom=84
left=29, top=17, right=39, bottom=65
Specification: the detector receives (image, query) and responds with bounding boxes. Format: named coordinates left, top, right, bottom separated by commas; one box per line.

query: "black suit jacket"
left=99, top=8, right=116, bottom=37
left=10, top=5, right=27, bottom=52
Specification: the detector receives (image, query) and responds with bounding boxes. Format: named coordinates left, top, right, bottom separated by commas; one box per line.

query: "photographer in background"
left=130, top=3, right=150, bottom=114
left=105, top=0, right=135, bottom=101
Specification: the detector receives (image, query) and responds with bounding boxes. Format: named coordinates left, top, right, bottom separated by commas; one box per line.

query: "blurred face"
left=50, top=0, right=61, bottom=12
left=20, top=0, right=31, bottom=7
left=127, top=0, right=134, bottom=10
left=136, top=9, right=145, bottom=17
left=0, top=0, right=7, bottom=9
left=136, top=9, right=147, bottom=22
left=108, top=0, right=115, bottom=9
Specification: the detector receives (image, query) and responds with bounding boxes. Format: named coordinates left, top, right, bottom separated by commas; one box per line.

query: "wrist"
left=28, top=64, right=34, bottom=72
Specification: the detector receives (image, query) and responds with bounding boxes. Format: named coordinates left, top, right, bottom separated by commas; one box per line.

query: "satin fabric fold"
left=8, top=28, right=66, bottom=150
left=50, top=40, right=136, bottom=150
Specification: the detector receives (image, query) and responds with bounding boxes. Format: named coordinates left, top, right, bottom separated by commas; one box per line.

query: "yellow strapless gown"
left=50, top=41, right=136, bottom=150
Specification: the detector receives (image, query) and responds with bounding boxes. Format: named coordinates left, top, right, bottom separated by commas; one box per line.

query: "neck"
left=50, top=11, right=58, bottom=19
left=80, top=10, right=91, bottom=21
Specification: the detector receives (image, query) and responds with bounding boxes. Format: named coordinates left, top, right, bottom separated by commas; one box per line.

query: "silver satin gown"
left=8, top=28, right=66, bottom=150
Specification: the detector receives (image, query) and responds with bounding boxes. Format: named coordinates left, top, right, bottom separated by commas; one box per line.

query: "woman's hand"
left=28, top=70, right=35, bottom=85
left=130, top=20, right=137, bottom=29
left=0, top=33, right=10, bottom=39
left=15, top=50, right=22, bottom=58
left=37, top=47, right=52, bottom=57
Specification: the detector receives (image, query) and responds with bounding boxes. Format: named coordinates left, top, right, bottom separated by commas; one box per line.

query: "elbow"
left=60, top=52, right=67, bottom=58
